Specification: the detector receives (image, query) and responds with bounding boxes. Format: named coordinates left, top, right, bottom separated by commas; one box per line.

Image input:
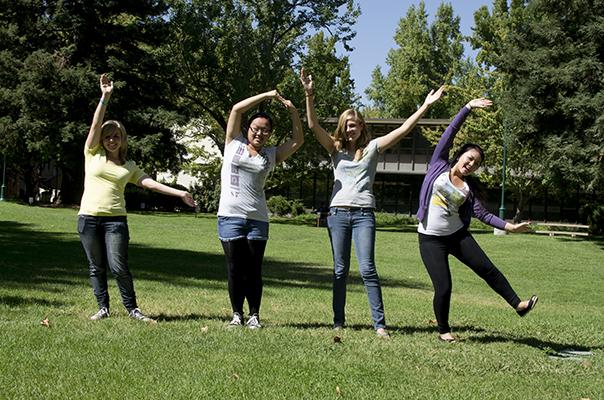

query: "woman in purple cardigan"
left=417, top=98, right=537, bottom=343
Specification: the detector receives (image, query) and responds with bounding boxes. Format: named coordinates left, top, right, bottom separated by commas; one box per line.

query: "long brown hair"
left=100, top=120, right=128, bottom=164
left=333, top=109, right=371, bottom=160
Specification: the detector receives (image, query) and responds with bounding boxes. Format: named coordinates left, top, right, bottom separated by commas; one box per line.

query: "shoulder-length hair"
left=333, top=109, right=371, bottom=158
left=100, top=120, right=128, bottom=164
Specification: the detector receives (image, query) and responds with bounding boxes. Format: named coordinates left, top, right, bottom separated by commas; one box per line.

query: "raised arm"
left=430, top=98, right=492, bottom=164
left=275, top=94, right=304, bottom=164
left=300, top=68, right=335, bottom=153
left=225, top=90, right=279, bottom=146
left=85, top=74, right=113, bottom=149
left=137, top=176, right=196, bottom=207
left=376, top=86, right=445, bottom=152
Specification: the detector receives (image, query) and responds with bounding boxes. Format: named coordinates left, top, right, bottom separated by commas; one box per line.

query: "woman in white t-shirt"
left=300, top=68, right=444, bottom=337
left=218, top=90, right=304, bottom=329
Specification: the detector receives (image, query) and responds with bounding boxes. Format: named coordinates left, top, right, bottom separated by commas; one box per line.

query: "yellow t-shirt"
left=78, top=144, right=146, bottom=216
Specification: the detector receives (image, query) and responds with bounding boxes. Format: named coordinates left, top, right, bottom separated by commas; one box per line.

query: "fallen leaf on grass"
left=336, top=386, right=342, bottom=397
left=40, top=317, right=50, bottom=328
left=427, top=319, right=437, bottom=325
left=200, top=326, right=209, bottom=333
left=231, top=373, right=240, bottom=380
left=333, top=336, right=341, bottom=343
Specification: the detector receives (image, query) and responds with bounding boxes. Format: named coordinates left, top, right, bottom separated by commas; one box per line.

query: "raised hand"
left=276, top=93, right=295, bottom=110
left=100, top=73, right=113, bottom=96
left=424, top=85, right=445, bottom=106
left=468, top=98, right=492, bottom=109
left=299, top=67, right=314, bottom=94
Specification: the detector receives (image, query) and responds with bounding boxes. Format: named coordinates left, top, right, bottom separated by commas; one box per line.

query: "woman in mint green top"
left=78, top=74, right=196, bottom=322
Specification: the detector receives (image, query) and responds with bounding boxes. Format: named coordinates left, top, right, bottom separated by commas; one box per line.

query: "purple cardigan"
left=416, top=106, right=507, bottom=231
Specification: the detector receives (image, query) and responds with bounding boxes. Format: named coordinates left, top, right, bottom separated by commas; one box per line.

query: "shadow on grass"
left=466, top=332, right=604, bottom=353
left=0, top=295, right=66, bottom=308
left=153, top=311, right=228, bottom=323
left=0, top=220, right=429, bottom=295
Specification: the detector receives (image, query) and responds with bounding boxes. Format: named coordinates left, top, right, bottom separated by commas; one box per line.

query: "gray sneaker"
left=129, top=308, right=155, bottom=323
left=246, top=314, right=262, bottom=329
left=228, top=312, right=243, bottom=328
left=90, top=307, right=110, bottom=321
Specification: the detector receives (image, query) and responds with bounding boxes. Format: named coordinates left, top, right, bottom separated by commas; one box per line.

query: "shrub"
left=289, top=199, right=306, bottom=217
left=267, top=195, right=292, bottom=216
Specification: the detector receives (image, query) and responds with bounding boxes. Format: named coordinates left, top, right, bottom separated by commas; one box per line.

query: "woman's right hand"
left=467, top=98, right=492, bottom=109
left=299, top=67, right=314, bottom=95
left=100, top=73, right=113, bottom=97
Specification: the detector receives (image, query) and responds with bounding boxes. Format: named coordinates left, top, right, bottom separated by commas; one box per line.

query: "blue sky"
left=346, top=0, right=492, bottom=104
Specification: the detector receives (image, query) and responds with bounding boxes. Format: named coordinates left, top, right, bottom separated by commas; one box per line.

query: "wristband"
left=100, top=98, right=109, bottom=106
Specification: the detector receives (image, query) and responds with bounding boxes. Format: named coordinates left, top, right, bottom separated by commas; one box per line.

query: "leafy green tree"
left=365, top=0, right=466, bottom=118
left=166, top=0, right=359, bottom=152
left=469, top=0, right=548, bottom=221
left=472, top=0, right=604, bottom=222
left=0, top=0, right=186, bottom=203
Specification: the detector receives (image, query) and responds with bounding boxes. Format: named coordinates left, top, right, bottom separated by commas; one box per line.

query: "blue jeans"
left=217, top=216, right=269, bottom=241
left=77, top=215, right=137, bottom=311
left=327, top=207, right=385, bottom=329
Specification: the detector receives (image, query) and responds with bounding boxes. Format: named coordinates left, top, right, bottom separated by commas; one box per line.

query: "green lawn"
left=0, top=201, right=602, bottom=399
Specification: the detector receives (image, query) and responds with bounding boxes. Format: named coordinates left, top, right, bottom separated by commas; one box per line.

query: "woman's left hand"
left=276, top=93, right=295, bottom=110
left=505, top=221, right=532, bottom=233
left=181, top=192, right=196, bottom=207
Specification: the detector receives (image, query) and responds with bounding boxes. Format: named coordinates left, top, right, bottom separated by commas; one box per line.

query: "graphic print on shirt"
left=229, top=143, right=245, bottom=198
left=430, top=172, right=468, bottom=217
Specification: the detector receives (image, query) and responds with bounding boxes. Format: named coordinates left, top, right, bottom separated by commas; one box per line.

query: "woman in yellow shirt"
left=78, top=74, right=196, bottom=322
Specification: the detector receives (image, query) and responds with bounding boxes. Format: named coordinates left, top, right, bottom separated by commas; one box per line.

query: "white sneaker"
left=90, top=307, right=110, bottom=321
left=228, top=312, right=243, bottom=328
left=246, top=314, right=262, bottom=329
left=128, top=308, right=155, bottom=323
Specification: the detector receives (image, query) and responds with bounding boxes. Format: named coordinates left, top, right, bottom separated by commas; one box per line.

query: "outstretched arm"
left=300, top=68, right=335, bottom=153
left=430, top=98, right=493, bottom=164
left=225, top=90, right=279, bottom=146
left=85, top=74, right=113, bottom=149
left=138, top=176, right=196, bottom=207
left=275, top=94, right=304, bottom=164
left=376, top=86, right=445, bottom=152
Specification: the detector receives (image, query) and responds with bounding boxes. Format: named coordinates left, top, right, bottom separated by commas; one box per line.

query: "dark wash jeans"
left=78, top=215, right=137, bottom=311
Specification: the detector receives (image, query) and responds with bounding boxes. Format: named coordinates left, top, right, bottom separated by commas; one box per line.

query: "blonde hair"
left=333, top=109, right=371, bottom=159
left=101, top=120, right=128, bottom=163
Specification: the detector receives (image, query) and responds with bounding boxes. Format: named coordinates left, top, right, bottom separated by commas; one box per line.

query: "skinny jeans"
left=327, top=207, right=386, bottom=329
left=418, top=230, right=521, bottom=334
left=78, top=215, right=137, bottom=311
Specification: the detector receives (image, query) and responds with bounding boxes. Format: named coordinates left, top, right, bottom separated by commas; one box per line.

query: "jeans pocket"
left=77, top=216, right=86, bottom=234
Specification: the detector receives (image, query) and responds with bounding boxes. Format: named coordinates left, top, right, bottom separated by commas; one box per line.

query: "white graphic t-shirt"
left=217, top=136, right=276, bottom=222
left=417, top=171, right=469, bottom=236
